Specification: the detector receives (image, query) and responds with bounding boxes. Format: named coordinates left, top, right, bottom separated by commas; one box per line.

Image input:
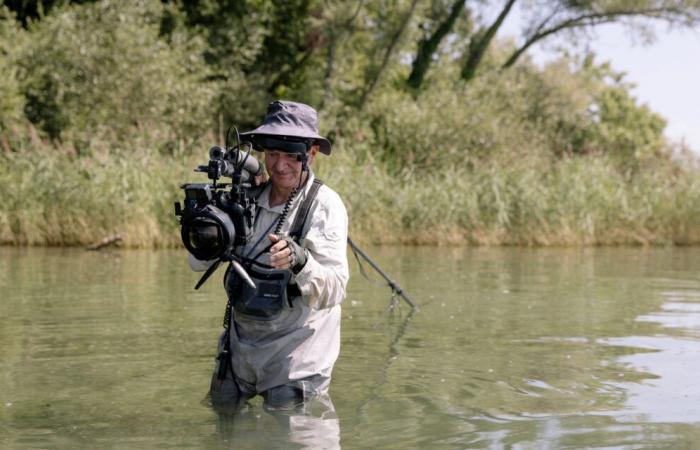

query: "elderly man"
left=190, top=100, right=348, bottom=409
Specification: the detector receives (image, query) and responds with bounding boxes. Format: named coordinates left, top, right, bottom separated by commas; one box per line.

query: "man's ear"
left=307, top=145, right=320, bottom=166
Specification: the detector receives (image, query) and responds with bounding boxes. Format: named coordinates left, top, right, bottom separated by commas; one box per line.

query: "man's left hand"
left=253, top=172, right=268, bottom=186
left=268, top=234, right=308, bottom=273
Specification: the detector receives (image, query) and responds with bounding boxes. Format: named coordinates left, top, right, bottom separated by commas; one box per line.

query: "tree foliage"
left=1, top=0, right=694, bottom=166
left=14, top=0, right=217, bottom=145
left=0, top=6, right=25, bottom=133
left=396, top=0, right=700, bottom=88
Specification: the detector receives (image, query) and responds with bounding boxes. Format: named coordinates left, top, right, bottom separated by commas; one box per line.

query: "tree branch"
left=501, top=6, right=699, bottom=69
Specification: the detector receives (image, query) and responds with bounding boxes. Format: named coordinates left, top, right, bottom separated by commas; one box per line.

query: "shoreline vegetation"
left=2, top=123, right=697, bottom=248
left=1, top=1, right=699, bottom=248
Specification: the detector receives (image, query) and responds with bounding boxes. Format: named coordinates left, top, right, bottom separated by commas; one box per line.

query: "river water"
left=1, top=246, right=700, bottom=449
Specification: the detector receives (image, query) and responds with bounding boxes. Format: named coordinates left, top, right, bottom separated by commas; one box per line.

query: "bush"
left=15, top=0, right=218, bottom=145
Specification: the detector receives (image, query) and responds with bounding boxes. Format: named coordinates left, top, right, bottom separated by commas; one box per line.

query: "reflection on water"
left=214, top=395, right=339, bottom=449
left=600, top=286, right=700, bottom=424
left=1, top=246, right=700, bottom=448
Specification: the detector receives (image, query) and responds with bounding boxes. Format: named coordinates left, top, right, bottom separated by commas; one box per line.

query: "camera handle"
left=231, top=259, right=256, bottom=289
left=194, top=259, right=222, bottom=290
left=194, top=255, right=256, bottom=291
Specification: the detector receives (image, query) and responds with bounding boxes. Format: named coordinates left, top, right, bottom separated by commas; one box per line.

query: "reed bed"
left=2, top=131, right=697, bottom=248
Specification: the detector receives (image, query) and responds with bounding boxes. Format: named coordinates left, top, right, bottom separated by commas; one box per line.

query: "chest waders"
left=216, top=179, right=324, bottom=382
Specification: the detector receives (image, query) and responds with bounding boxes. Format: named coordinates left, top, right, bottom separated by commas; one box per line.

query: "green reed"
left=3, top=129, right=696, bottom=248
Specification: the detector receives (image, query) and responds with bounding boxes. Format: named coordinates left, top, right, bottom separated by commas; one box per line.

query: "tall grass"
left=2, top=126, right=697, bottom=248
left=324, top=148, right=700, bottom=246
left=0, top=127, right=201, bottom=247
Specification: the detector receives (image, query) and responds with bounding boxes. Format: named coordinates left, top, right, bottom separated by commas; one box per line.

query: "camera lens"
left=187, top=218, right=222, bottom=253
left=181, top=205, right=236, bottom=261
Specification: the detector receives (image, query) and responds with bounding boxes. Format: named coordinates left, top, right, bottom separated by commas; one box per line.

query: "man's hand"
left=268, top=234, right=308, bottom=273
left=253, top=172, right=268, bottom=186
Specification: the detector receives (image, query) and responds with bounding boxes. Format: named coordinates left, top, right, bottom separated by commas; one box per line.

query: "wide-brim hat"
left=240, top=100, right=332, bottom=155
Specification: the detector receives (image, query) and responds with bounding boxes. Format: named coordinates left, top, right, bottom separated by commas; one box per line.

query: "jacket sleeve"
left=293, top=189, right=349, bottom=310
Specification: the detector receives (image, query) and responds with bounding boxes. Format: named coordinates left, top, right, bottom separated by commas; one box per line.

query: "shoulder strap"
left=289, top=178, right=323, bottom=242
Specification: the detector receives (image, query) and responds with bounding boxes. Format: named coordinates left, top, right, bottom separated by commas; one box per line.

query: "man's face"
left=264, top=150, right=303, bottom=190
left=263, top=145, right=319, bottom=190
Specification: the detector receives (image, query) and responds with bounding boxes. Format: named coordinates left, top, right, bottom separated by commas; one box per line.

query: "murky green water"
left=1, top=246, right=700, bottom=449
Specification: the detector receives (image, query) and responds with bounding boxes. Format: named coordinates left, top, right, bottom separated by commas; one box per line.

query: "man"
left=190, top=100, right=349, bottom=409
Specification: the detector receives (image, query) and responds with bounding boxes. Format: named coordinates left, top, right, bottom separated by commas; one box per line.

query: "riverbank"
left=2, top=1, right=699, bottom=248
left=2, top=129, right=698, bottom=248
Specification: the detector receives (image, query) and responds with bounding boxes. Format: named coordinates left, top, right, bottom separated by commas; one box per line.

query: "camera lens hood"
left=181, top=204, right=236, bottom=261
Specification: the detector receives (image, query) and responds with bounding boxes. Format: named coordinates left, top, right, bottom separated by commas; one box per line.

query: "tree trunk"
left=406, top=0, right=467, bottom=90
left=357, top=0, right=420, bottom=110
left=460, top=0, right=516, bottom=82
left=320, top=0, right=365, bottom=111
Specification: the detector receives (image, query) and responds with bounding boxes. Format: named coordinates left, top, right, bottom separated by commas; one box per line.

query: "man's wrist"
left=291, top=247, right=308, bottom=274
left=284, top=237, right=308, bottom=274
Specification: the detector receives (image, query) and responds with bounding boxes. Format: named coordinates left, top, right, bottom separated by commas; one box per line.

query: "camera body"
left=174, top=144, right=261, bottom=262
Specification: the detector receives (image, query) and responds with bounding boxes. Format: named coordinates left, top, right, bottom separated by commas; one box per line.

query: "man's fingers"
left=268, top=234, right=288, bottom=253
left=270, top=241, right=288, bottom=254
left=267, top=236, right=297, bottom=269
left=270, top=246, right=291, bottom=263
left=270, top=248, right=287, bottom=260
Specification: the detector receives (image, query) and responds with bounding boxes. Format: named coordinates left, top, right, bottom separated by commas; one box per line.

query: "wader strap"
left=289, top=179, right=323, bottom=243
left=287, top=283, right=302, bottom=298
left=286, top=179, right=323, bottom=299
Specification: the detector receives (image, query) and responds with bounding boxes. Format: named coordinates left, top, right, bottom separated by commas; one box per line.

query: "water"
left=1, top=246, right=699, bottom=449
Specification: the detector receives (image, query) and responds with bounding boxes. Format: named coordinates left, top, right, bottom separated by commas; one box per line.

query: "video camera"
left=174, top=135, right=262, bottom=263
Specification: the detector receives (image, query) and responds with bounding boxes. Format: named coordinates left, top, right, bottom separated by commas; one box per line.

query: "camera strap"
left=286, top=179, right=323, bottom=299
left=246, top=178, right=324, bottom=264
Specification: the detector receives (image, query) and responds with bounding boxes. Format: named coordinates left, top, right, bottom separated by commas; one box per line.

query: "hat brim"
left=240, top=125, right=331, bottom=155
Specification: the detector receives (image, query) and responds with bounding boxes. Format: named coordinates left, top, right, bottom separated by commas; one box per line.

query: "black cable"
left=273, top=186, right=298, bottom=235
left=232, top=126, right=252, bottom=175
left=224, top=124, right=234, bottom=153
left=272, top=155, right=309, bottom=235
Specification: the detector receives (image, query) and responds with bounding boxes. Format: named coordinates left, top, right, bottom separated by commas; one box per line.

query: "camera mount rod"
left=347, top=238, right=418, bottom=310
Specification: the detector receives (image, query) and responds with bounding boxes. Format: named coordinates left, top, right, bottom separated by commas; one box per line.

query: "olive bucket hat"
left=240, top=100, right=332, bottom=155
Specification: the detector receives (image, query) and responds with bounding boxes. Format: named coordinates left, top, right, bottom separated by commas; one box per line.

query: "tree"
left=460, top=0, right=516, bottom=81
left=317, top=0, right=365, bottom=110
left=4, top=0, right=96, bottom=26
left=400, top=0, right=700, bottom=89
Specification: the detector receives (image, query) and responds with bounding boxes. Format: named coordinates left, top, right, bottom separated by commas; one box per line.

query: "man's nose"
left=275, top=158, right=291, bottom=170
left=268, top=157, right=281, bottom=170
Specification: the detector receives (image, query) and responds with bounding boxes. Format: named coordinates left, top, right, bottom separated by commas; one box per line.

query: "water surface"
left=1, top=246, right=699, bottom=448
